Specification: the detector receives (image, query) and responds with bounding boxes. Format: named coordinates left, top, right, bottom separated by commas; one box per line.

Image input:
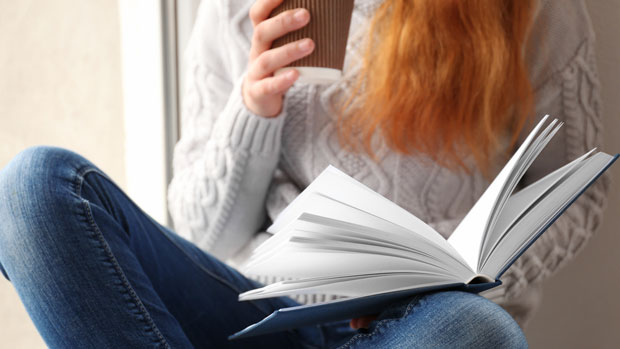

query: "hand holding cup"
left=242, top=0, right=315, bottom=118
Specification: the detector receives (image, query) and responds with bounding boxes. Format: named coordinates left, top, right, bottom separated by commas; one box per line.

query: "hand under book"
left=350, top=315, right=378, bottom=329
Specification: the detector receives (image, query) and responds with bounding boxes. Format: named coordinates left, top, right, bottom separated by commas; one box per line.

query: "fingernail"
left=294, top=9, right=308, bottom=23
left=299, top=39, right=313, bottom=52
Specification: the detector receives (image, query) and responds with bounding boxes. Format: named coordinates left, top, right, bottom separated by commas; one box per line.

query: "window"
left=118, top=0, right=199, bottom=232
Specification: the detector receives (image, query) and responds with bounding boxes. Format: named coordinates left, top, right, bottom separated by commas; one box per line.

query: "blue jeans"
left=0, top=146, right=527, bottom=348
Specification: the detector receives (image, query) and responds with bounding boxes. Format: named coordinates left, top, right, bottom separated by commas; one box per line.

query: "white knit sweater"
left=167, top=0, right=610, bottom=326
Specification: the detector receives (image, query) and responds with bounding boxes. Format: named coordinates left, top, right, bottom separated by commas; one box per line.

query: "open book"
left=230, top=115, right=618, bottom=340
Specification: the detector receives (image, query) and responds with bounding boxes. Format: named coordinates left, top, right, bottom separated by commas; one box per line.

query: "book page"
left=243, top=246, right=457, bottom=279
left=448, top=115, right=554, bottom=270
left=244, top=195, right=474, bottom=280
left=239, top=272, right=457, bottom=300
left=243, top=215, right=474, bottom=282
left=268, top=166, right=458, bottom=256
left=478, top=149, right=594, bottom=267
left=480, top=152, right=616, bottom=277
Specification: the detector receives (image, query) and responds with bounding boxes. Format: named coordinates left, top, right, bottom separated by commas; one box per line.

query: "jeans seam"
left=85, top=166, right=269, bottom=312
left=76, top=164, right=320, bottom=348
left=75, top=166, right=171, bottom=349
left=148, top=214, right=315, bottom=347
left=336, top=295, right=423, bottom=349
left=76, top=165, right=311, bottom=347
left=109, top=173, right=321, bottom=347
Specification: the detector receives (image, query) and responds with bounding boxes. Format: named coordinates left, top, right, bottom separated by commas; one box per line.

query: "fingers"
left=249, top=0, right=284, bottom=27
left=250, top=8, right=310, bottom=60
left=247, top=69, right=299, bottom=101
left=242, top=0, right=313, bottom=117
left=248, top=38, right=314, bottom=80
left=349, top=315, right=378, bottom=329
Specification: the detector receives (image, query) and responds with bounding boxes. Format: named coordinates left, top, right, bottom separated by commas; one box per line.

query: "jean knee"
left=0, top=145, right=91, bottom=196
left=431, top=291, right=527, bottom=348
left=0, top=146, right=93, bottom=260
left=341, top=291, right=527, bottom=349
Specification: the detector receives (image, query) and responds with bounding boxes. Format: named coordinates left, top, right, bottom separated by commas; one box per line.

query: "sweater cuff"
left=212, top=74, right=288, bottom=155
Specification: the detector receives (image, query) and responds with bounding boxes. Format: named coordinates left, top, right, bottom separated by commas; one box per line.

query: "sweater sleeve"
left=498, top=34, right=611, bottom=301
left=167, top=1, right=286, bottom=260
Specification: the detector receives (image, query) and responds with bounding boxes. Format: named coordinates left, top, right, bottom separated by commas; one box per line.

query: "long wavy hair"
left=337, top=0, right=536, bottom=176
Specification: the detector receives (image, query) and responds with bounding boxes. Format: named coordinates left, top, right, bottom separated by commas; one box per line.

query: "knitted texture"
left=167, top=0, right=610, bottom=326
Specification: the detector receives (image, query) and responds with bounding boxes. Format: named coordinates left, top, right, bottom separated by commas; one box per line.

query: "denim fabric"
left=338, top=292, right=528, bottom=348
left=0, top=146, right=527, bottom=348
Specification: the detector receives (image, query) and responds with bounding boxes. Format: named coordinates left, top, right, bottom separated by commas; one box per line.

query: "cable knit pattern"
left=167, top=0, right=289, bottom=260
left=168, top=0, right=610, bottom=325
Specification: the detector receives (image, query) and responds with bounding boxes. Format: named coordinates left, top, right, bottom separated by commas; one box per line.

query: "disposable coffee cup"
left=269, top=0, right=355, bottom=84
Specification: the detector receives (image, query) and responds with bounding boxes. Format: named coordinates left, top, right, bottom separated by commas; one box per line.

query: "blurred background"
left=0, top=0, right=618, bottom=347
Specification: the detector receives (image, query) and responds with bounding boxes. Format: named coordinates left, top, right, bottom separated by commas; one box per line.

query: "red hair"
left=337, top=0, right=536, bottom=176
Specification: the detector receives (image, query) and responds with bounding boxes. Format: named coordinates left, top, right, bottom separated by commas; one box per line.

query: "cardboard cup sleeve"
left=269, top=0, right=355, bottom=84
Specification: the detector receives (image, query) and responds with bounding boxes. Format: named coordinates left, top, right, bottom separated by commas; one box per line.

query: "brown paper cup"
left=269, top=0, right=355, bottom=84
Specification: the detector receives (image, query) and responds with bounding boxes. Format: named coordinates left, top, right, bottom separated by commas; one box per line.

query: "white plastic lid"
left=275, top=67, right=342, bottom=85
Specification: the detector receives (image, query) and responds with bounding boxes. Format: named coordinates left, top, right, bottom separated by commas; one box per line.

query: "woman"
left=0, top=0, right=608, bottom=347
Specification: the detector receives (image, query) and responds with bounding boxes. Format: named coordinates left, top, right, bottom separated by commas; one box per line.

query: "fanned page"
left=241, top=195, right=476, bottom=299
left=267, top=165, right=465, bottom=262
left=480, top=151, right=618, bottom=277
left=246, top=208, right=472, bottom=279
left=478, top=149, right=596, bottom=268
left=448, top=115, right=559, bottom=270
left=238, top=166, right=480, bottom=316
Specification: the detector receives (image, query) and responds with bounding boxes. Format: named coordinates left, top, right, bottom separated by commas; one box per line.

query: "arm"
left=167, top=1, right=287, bottom=260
